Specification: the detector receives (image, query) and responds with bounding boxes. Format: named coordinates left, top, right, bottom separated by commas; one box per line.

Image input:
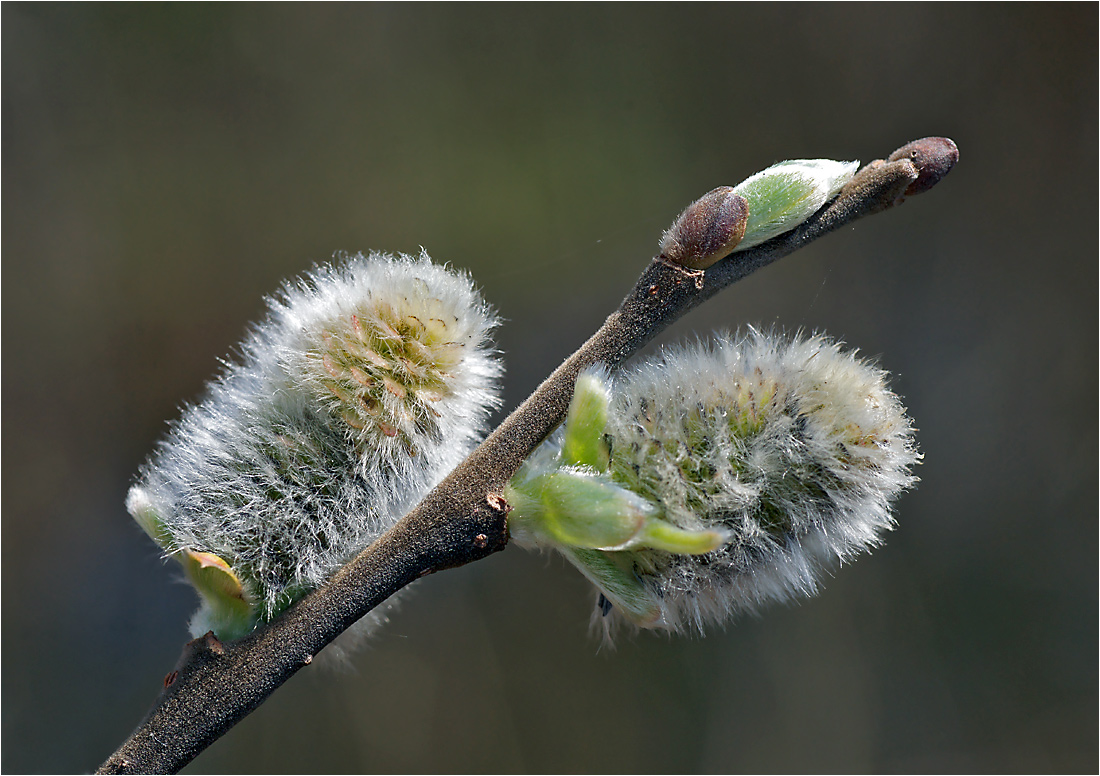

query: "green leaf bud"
left=731, top=158, right=859, bottom=250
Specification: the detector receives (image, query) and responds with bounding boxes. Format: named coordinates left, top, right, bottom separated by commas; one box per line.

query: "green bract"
left=506, top=371, right=729, bottom=624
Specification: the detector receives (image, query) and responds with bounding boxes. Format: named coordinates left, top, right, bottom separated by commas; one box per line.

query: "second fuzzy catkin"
left=605, top=330, right=918, bottom=632
left=508, top=329, right=920, bottom=639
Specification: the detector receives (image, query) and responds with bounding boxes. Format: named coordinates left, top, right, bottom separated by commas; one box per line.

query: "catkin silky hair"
left=508, top=329, right=919, bottom=639
left=128, top=251, right=502, bottom=642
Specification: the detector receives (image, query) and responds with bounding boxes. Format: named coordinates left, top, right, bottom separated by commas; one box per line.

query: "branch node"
left=839, top=158, right=920, bottom=215
left=200, top=631, right=226, bottom=657
left=486, top=492, right=511, bottom=514
left=654, top=255, right=706, bottom=290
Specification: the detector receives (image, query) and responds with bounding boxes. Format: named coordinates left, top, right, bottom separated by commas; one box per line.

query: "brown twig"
left=98, top=137, right=956, bottom=774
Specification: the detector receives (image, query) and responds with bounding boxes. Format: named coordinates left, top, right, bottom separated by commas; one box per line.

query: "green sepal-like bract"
left=128, top=489, right=257, bottom=639
left=506, top=467, right=658, bottom=550
left=560, top=370, right=611, bottom=472
left=507, top=367, right=728, bottom=626
left=561, top=547, right=661, bottom=627
left=180, top=551, right=256, bottom=641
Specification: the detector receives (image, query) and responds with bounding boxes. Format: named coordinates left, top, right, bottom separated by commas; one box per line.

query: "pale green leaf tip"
left=561, top=370, right=611, bottom=472
left=637, top=519, right=729, bottom=555
left=126, top=486, right=173, bottom=548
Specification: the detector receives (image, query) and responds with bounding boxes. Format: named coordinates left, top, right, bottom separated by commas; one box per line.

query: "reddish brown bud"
left=888, top=137, right=959, bottom=196
left=660, top=187, right=750, bottom=270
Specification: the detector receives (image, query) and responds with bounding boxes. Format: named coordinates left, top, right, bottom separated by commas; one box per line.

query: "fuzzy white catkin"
left=127, top=250, right=502, bottom=643
left=606, top=330, right=918, bottom=634
left=519, top=329, right=919, bottom=639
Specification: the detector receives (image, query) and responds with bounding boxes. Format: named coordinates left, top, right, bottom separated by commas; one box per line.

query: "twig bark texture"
left=99, top=137, right=956, bottom=774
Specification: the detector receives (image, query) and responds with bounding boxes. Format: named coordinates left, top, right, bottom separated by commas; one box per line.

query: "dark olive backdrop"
left=3, top=4, right=1096, bottom=773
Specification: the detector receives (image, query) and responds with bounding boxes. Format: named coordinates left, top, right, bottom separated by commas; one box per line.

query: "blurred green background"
left=3, top=4, right=1096, bottom=773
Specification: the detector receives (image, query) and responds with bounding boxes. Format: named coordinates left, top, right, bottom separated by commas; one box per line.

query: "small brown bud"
left=888, top=137, right=959, bottom=196
left=660, top=187, right=749, bottom=270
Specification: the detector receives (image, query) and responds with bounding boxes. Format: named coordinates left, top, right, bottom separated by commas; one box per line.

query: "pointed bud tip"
left=888, top=137, right=958, bottom=195
left=660, top=187, right=749, bottom=270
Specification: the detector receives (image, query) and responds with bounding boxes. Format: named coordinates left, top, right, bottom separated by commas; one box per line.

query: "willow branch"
left=98, top=137, right=956, bottom=774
